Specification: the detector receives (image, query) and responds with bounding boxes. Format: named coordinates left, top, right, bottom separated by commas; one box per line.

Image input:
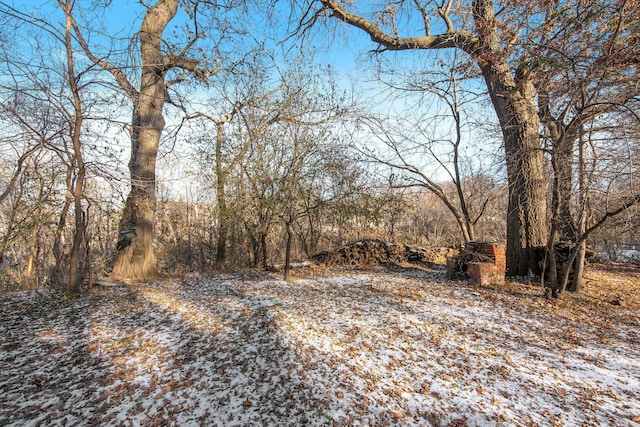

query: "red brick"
left=468, top=261, right=504, bottom=286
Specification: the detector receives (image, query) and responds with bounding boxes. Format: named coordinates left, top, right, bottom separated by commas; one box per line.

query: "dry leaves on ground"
left=0, top=263, right=638, bottom=426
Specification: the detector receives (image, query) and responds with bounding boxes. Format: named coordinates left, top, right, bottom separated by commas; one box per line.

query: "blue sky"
left=2, top=0, right=502, bottom=196
left=8, top=0, right=384, bottom=78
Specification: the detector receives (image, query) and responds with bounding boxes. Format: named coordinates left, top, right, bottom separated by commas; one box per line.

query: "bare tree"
left=535, top=0, right=640, bottom=295
left=0, top=1, right=99, bottom=290
left=58, top=0, right=88, bottom=291
left=191, top=57, right=346, bottom=270
left=188, top=70, right=301, bottom=270
left=292, top=141, right=373, bottom=258
left=69, top=0, right=228, bottom=280
left=349, top=54, right=503, bottom=245
left=307, top=0, right=551, bottom=275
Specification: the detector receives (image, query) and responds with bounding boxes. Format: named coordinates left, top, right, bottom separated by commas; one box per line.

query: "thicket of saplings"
left=1, top=180, right=636, bottom=291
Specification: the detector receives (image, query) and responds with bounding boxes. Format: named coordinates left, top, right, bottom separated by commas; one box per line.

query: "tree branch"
left=320, top=0, right=477, bottom=51
left=163, top=55, right=227, bottom=80
left=69, top=15, right=138, bottom=101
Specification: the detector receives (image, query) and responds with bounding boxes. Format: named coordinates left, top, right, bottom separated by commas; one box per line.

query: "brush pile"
left=311, top=239, right=458, bottom=266
left=446, top=243, right=496, bottom=274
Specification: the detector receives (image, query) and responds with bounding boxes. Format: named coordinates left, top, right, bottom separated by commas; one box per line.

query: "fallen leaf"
left=391, top=411, right=404, bottom=419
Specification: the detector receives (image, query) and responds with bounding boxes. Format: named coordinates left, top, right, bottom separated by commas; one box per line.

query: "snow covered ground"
left=1, top=265, right=639, bottom=426
left=597, top=249, right=640, bottom=263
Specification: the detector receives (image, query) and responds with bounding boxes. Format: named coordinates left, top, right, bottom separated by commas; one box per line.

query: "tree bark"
left=52, top=168, right=72, bottom=286
left=214, top=119, right=229, bottom=270
left=553, top=132, right=578, bottom=240
left=540, top=92, right=590, bottom=293
left=68, top=147, right=86, bottom=291
left=569, top=123, right=589, bottom=292
left=111, top=0, right=178, bottom=280
left=477, top=64, right=547, bottom=276
left=25, top=221, right=39, bottom=288
left=570, top=242, right=586, bottom=292
left=284, top=215, right=293, bottom=281
left=470, top=0, right=547, bottom=276
left=260, top=231, right=268, bottom=268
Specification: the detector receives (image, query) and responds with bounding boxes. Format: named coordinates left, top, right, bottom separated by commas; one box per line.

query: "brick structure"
left=447, top=242, right=506, bottom=286
left=479, top=242, right=506, bottom=277
left=445, top=257, right=458, bottom=272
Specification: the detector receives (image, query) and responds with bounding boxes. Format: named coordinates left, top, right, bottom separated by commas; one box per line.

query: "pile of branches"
left=411, top=246, right=461, bottom=264
left=446, top=242, right=495, bottom=274
left=311, top=239, right=458, bottom=267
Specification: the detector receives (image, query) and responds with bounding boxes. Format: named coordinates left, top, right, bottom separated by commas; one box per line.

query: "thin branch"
left=437, top=0, right=454, bottom=33
left=69, top=14, right=138, bottom=100
left=412, top=0, right=430, bottom=35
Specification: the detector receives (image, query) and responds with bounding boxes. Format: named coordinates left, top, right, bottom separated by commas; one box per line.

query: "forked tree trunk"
left=546, top=131, right=578, bottom=294
left=111, top=0, right=178, bottom=280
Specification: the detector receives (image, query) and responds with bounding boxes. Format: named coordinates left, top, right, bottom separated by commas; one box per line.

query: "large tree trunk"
left=112, top=184, right=158, bottom=280
left=471, top=0, right=547, bottom=276
left=480, top=61, right=547, bottom=276
left=111, top=0, right=178, bottom=280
